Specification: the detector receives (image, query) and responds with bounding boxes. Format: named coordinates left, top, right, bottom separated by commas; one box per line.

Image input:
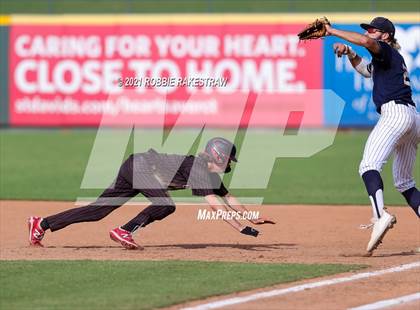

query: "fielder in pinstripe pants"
left=326, top=17, right=419, bottom=253
left=28, top=138, right=275, bottom=250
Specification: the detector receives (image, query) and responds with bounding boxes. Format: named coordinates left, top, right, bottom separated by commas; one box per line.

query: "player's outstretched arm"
left=326, top=24, right=381, bottom=55
left=221, top=194, right=276, bottom=225
left=204, top=194, right=260, bottom=237
left=205, top=194, right=244, bottom=231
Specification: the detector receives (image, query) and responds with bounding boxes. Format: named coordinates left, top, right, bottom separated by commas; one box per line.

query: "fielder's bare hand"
left=333, top=43, right=351, bottom=57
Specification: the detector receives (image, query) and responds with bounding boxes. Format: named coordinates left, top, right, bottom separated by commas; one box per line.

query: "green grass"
left=1, top=129, right=418, bottom=204
left=0, top=260, right=364, bottom=310
left=1, top=0, right=418, bottom=13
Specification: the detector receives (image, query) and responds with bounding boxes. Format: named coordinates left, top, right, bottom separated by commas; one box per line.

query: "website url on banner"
left=14, top=96, right=218, bottom=115
left=197, top=209, right=260, bottom=221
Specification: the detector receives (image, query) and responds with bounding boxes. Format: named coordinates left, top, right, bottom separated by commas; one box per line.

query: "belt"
left=394, top=99, right=415, bottom=107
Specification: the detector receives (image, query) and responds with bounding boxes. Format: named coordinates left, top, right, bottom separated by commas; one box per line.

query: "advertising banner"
left=9, top=22, right=322, bottom=127
left=324, top=23, right=420, bottom=127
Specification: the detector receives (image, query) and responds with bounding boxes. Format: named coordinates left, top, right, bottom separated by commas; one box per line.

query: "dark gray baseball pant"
left=45, top=155, right=176, bottom=232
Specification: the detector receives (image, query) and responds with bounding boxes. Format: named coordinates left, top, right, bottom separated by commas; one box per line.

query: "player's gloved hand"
left=250, top=217, right=276, bottom=225
left=297, top=16, right=331, bottom=40
left=240, top=226, right=259, bottom=237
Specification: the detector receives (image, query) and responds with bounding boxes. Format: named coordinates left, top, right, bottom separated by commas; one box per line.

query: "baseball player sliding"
left=28, top=137, right=275, bottom=250
left=326, top=17, right=419, bottom=253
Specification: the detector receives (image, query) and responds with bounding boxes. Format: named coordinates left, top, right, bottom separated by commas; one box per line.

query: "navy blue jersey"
left=368, top=41, right=414, bottom=113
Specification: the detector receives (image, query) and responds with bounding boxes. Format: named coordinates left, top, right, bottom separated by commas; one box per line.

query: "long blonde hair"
left=389, top=37, right=401, bottom=50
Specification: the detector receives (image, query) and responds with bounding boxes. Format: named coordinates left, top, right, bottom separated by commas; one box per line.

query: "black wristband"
left=240, top=226, right=259, bottom=237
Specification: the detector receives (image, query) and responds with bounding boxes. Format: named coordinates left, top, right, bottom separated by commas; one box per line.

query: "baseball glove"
left=297, top=17, right=331, bottom=40
left=240, top=226, right=259, bottom=237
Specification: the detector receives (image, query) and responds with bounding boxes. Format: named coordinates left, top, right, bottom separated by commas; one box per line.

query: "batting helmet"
left=205, top=137, right=238, bottom=166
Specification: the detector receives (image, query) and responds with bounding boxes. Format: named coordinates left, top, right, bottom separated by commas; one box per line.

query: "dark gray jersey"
left=133, top=149, right=228, bottom=197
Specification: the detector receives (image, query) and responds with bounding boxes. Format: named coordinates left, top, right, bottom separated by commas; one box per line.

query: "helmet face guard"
left=205, top=137, right=238, bottom=170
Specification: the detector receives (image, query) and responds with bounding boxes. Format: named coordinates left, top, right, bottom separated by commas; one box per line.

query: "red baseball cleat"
left=110, top=227, right=142, bottom=250
left=28, top=216, right=45, bottom=247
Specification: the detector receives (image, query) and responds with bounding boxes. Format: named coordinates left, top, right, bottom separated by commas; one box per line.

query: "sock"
left=121, top=219, right=147, bottom=233
left=362, top=170, right=385, bottom=219
left=121, top=212, right=151, bottom=232
left=402, top=187, right=420, bottom=218
left=40, top=218, right=50, bottom=231
left=121, top=204, right=176, bottom=233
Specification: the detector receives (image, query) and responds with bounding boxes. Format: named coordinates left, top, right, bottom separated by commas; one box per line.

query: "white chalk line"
left=181, top=261, right=420, bottom=310
left=349, top=292, right=420, bottom=310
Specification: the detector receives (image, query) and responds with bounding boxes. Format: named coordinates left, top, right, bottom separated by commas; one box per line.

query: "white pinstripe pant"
left=359, top=101, right=419, bottom=192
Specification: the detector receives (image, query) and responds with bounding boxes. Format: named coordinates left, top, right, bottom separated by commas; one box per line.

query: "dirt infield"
left=1, top=200, right=419, bottom=309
